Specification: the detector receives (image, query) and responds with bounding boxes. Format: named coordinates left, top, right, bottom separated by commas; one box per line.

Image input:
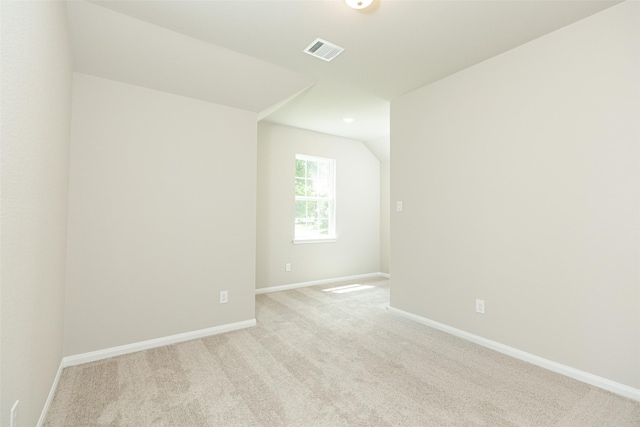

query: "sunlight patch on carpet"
left=323, top=284, right=374, bottom=293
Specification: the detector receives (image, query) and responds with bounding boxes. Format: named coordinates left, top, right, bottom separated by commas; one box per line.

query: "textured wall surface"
left=64, top=74, right=257, bottom=356
left=257, top=123, right=381, bottom=288
left=391, top=2, right=639, bottom=389
left=1, top=1, right=73, bottom=425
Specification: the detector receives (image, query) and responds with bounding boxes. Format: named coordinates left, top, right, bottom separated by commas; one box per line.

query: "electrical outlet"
left=476, top=299, right=485, bottom=314
left=396, top=201, right=403, bottom=212
left=220, top=291, right=228, bottom=304
left=285, top=263, right=291, bottom=272
left=10, top=400, right=18, bottom=427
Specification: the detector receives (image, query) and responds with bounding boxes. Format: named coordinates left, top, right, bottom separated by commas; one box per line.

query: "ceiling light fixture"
left=343, top=118, right=355, bottom=123
left=345, top=0, right=373, bottom=10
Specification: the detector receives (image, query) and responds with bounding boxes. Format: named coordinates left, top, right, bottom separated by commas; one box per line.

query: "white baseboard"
left=37, top=359, right=65, bottom=427
left=387, top=306, right=640, bottom=402
left=38, top=320, right=255, bottom=424
left=62, top=319, right=256, bottom=368
left=255, top=272, right=389, bottom=294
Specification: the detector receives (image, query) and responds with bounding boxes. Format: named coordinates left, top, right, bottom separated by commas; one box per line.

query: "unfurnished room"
left=1, top=0, right=639, bottom=426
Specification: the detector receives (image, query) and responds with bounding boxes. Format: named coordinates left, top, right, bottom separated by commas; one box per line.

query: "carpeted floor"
left=45, top=277, right=640, bottom=426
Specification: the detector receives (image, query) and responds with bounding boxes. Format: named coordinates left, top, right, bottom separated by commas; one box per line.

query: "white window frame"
left=293, top=154, right=336, bottom=244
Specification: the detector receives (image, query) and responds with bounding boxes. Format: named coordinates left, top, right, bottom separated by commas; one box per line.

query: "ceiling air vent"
left=303, top=38, right=345, bottom=62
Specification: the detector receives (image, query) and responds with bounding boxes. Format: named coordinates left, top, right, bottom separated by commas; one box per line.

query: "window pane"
left=295, top=200, right=307, bottom=218
left=318, top=162, right=330, bottom=181
left=305, top=179, right=315, bottom=197
left=295, top=179, right=306, bottom=197
left=307, top=160, right=318, bottom=178
left=307, top=201, right=318, bottom=219
left=318, top=220, right=329, bottom=235
left=314, top=180, right=329, bottom=198
left=294, top=154, right=335, bottom=241
left=295, top=159, right=306, bottom=178
left=295, top=223, right=310, bottom=239
left=317, top=201, right=329, bottom=219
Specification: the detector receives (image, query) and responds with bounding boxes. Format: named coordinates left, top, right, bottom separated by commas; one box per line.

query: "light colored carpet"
left=45, top=277, right=640, bottom=426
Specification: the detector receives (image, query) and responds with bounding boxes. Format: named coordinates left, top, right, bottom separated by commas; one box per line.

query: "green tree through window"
left=295, top=154, right=335, bottom=241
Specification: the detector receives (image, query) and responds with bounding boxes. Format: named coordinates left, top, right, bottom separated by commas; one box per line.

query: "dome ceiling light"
left=345, top=0, right=374, bottom=10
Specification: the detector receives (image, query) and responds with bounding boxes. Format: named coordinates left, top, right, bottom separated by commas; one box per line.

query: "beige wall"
left=380, top=159, right=390, bottom=274
left=364, top=135, right=390, bottom=274
left=391, top=1, right=639, bottom=389
left=256, top=122, right=380, bottom=288
left=0, top=1, right=72, bottom=425
left=64, top=74, right=257, bottom=356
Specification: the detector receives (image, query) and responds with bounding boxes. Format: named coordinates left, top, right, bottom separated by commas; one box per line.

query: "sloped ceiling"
left=68, top=1, right=316, bottom=115
left=69, top=0, right=620, bottom=142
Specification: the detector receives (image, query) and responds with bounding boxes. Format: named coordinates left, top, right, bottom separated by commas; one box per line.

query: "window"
left=294, top=154, right=336, bottom=242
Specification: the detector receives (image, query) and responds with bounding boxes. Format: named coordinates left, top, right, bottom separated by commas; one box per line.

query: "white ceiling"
left=69, top=0, right=619, bottom=143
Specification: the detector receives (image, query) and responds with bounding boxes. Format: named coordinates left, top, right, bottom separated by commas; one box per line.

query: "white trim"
left=37, top=360, right=65, bottom=426
left=256, top=272, right=388, bottom=294
left=292, top=238, right=337, bottom=244
left=62, top=319, right=256, bottom=368
left=379, top=272, right=390, bottom=279
left=387, top=306, right=640, bottom=402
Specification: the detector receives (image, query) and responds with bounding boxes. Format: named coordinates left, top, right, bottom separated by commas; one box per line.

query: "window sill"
left=293, top=238, right=337, bottom=245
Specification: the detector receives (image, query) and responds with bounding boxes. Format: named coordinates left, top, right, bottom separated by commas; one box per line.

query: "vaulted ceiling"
left=68, top=0, right=619, bottom=143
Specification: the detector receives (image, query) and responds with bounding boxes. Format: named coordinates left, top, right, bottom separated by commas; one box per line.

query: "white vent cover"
left=303, top=38, right=345, bottom=62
